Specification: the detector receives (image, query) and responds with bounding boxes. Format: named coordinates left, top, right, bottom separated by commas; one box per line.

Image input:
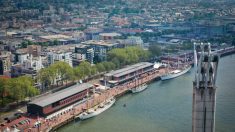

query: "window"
left=52, top=101, right=60, bottom=108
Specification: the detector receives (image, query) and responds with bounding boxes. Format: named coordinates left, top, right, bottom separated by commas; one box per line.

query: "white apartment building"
left=22, top=55, right=43, bottom=71
left=123, top=36, right=143, bottom=47
left=16, top=53, right=43, bottom=71
left=17, top=53, right=30, bottom=64
left=47, top=51, right=73, bottom=67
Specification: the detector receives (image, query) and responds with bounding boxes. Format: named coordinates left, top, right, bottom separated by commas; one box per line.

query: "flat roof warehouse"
left=29, top=83, right=93, bottom=107
left=105, top=62, right=153, bottom=78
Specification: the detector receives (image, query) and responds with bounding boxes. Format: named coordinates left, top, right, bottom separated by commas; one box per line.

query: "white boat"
left=77, top=97, right=116, bottom=120
left=161, top=65, right=191, bottom=80
left=131, top=84, right=148, bottom=93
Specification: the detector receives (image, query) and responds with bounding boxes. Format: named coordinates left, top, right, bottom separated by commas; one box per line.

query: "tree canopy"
left=107, top=46, right=150, bottom=67
left=37, top=61, right=74, bottom=90
left=0, top=77, right=10, bottom=106
left=0, top=76, right=39, bottom=106
left=148, top=45, right=162, bottom=57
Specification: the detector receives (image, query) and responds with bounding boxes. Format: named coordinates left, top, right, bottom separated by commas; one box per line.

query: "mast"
left=193, top=42, right=198, bottom=83
left=86, top=89, right=89, bottom=110
left=177, top=47, right=180, bottom=69
left=104, top=76, right=106, bottom=89
left=167, top=52, right=169, bottom=73
left=177, top=55, right=179, bottom=69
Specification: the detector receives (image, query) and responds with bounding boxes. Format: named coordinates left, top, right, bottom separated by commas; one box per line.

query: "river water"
left=58, top=55, right=235, bottom=132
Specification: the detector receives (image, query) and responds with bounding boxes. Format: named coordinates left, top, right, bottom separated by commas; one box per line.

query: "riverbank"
left=52, top=46, right=235, bottom=132
left=1, top=47, right=234, bottom=132
left=0, top=65, right=165, bottom=132
left=58, top=55, right=235, bottom=132
left=49, top=68, right=165, bottom=132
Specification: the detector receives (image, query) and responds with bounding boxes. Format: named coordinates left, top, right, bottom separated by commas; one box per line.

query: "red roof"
left=0, top=75, right=11, bottom=79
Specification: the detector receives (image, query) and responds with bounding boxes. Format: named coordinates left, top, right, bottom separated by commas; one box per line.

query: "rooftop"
left=75, top=44, right=90, bottom=49
left=39, top=34, right=72, bottom=40
left=99, top=32, right=121, bottom=37
left=105, top=62, right=153, bottom=78
left=29, top=83, right=93, bottom=107
left=81, top=40, right=119, bottom=47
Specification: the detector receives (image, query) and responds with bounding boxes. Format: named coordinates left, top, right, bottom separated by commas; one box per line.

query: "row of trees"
left=1, top=61, right=97, bottom=106
left=0, top=46, right=151, bottom=106
left=0, top=76, right=39, bottom=106
left=148, top=45, right=162, bottom=57
left=37, top=61, right=74, bottom=90
left=37, top=46, right=149, bottom=91
left=107, top=46, right=150, bottom=68
left=37, top=61, right=117, bottom=90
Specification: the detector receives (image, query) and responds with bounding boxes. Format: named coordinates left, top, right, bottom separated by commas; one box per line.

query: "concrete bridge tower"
left=192, top=43, right=220, bottom=132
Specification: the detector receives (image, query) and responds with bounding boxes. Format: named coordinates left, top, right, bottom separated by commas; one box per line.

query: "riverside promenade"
left=1, top=47, right=234, bottom=132
left=41, top=46, right=235, bottom=132
left=44, top=68, right=165, bottom=132
left=3, top=68, right=164, bottom=132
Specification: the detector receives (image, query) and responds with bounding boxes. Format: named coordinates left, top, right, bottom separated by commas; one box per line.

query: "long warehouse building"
left=27, top=83, right=93, bottom=117
left=104, top=62, right=154, bottom=87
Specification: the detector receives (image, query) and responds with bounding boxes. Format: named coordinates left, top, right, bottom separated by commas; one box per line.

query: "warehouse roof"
left=29, top=83, right=93, bottom=107
left=105, top=62, right=153, bottom=77
left=99, top=32, right=121, bottom=37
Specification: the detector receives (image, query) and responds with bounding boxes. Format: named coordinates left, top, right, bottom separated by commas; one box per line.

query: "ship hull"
left=131, top=84, right=148, bottom=93
left=161, top=66, right=191, bottom=80
left=77, top=98, right=116, bottom=120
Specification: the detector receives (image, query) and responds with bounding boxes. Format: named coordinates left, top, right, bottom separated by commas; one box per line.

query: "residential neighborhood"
left=0, top=0, right=235, bottom=132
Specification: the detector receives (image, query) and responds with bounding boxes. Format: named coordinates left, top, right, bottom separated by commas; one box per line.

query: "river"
left=58, top=55, right=235, bottom=132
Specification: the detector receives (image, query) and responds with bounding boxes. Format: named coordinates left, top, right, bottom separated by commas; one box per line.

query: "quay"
left=1, top=46, right=234, bottom=132
left=0, top=62, right=165, bottom=132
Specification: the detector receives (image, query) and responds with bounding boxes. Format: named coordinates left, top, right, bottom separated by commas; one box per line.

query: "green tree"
left=90, top=66, right=97, bottom=75
left=107, top=46, right=150, bottom=67
left=27, top=40, right=33, bottom=45
left=0, top=77, right=9, bottom=106
left=74, top=67, right=83, bottom=81
left=149, top=45, right=162, bottom=57
left=37, top=68, right=52, bottom=90
left=37, top=63, right=64, bottom=89
left=102, top=62, right=116, bottom=71
left=95, top=63, right=105, bottom=73
left=8, top=76, right=39, bottom=103
left=79, top=61, right=92, bottom=77
left=107, top=48, right=128, bottom=66
left=74, top=61, right=92, bottom=80
left=126, top=47, right=139, bottom=64
left=53, top=39, right=59, bottom=46
left=52, top=61, right=74, bottom=84
left=47, top=66, right=57, bottom=85
left=112, top=58, right=121, bottom=68
left=21, top=41, right=28, bottom=48
left=8, top=78, right=24, bottom=103
left=17, top=76, right=39, bottom=97
left=64, top=66, right=75, bottom=84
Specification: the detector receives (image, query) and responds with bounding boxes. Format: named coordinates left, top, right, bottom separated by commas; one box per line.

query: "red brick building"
left=27, top=83, right=93, bottom=117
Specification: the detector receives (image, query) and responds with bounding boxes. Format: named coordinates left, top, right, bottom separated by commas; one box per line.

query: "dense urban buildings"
left=0, top=0, right=234, bottom=132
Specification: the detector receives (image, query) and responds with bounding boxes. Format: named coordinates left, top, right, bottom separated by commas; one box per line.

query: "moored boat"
left=160, top=65, right=191, bottom=80
left=77, top=97, right=116, bottom=120
left=131, top=83, right=148, bottom=93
